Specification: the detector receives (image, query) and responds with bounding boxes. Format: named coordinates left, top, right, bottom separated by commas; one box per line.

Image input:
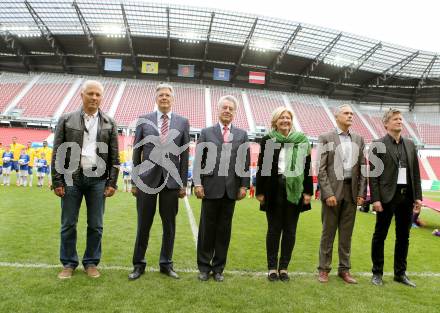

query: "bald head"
left=81, top=80, right=104, bottom=114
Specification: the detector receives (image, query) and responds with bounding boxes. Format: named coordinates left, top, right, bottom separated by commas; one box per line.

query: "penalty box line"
left=1, top=262, right=440, bottom=278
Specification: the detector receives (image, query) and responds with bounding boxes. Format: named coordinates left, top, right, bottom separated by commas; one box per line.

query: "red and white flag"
left=249, top=71, right=265, bottom=84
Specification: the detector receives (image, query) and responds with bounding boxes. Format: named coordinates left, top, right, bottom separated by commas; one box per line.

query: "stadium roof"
left=1, top=0, right=440, bottom=105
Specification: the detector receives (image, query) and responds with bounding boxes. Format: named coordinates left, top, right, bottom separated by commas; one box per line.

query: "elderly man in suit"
left=52, top=80, right=120, bottom=279
left=369, top=108, right=422, bottom=287
left=317, top=104, right=366, bottom=284
left=128, top=83, right=190, bottom=281
left=193, top=95, right=250, bottom=282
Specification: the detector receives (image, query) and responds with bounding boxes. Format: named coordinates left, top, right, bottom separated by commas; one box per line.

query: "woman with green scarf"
left=256, top=107, right=312, bottom=282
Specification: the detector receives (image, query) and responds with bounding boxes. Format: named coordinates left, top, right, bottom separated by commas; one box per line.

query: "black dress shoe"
left=128, top=267, right=144, bottom=281
left=371, top=274, right=383, bottom=286
left=198, top=271, right=210, bottom=281
left=279, top=271, right=290, bottom=282
left=213, top=272, right=224, bottom=282
left=160, top=268, right=180, bottom=279
left=394, top=275, right=416, bottom=288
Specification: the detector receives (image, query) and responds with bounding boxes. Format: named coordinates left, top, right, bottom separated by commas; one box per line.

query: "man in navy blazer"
left=128, top=83, right=190, bottom=280
left=193, top=95, right=250, bottom=282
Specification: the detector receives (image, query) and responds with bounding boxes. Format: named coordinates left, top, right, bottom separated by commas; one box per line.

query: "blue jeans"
left=60, top=175, right=106, bottom=269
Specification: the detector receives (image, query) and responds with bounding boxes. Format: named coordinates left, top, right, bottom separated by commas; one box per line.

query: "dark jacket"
left=369, top=134, right=422, bottom=204
left=132, top=111, right=190, bottom=190
left=256, top=135, right=313, bottom=212
left=51, top=109, right=120, bottom=188
left=193, top=124, right=250, bottom=200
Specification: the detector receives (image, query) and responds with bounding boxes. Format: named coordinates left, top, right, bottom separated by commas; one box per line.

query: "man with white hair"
left=317, top=104, right=366, bottom=284
left=128, top=82, right=190, bottom=281
left=52, top=80, right=120, bottom=279
left=193, top=95, right=250, bottom=282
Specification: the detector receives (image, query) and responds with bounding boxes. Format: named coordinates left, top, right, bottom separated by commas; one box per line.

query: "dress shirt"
left=336, top=127, right=353, bottom=179
left=81, top=111, right=99, bottom=168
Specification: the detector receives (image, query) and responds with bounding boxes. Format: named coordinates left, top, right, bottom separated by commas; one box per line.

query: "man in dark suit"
left=52, top=80, right=119, bottom=279
left=317, top=104, right=366, bottom=284
left=193, top=95, right=250, bottom=282
left=369, top=108, right=422, bottom=287
left=128, top=83, right=190, bottom=280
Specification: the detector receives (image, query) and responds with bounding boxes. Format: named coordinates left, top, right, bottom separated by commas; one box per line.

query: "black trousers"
left=197, top=194, right=236, bottom=274
left=132, top=186, right=178, bottom=271
left=266, top=176, right=300, bottom=270
left=371, top=187, right=413, bottom=276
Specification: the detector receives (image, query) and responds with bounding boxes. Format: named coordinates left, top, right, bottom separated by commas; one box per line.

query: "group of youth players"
left=0, top=137, right=52, bottom=187
left=1, top=136, right=134, bottom=191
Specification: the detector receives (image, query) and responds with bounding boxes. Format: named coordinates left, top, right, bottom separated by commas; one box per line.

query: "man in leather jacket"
left=51, top=80, right=119, bottom=279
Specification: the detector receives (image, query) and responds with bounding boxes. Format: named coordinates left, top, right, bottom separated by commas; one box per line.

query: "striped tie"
left=160, top=114, right=169, bottom=143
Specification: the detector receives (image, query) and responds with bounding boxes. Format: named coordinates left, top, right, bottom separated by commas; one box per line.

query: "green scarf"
left=268, top=130, right=311, bottom=204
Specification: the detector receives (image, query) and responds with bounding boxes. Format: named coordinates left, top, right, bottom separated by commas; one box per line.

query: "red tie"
left=160, top=114, right=169, bottom=143
left=222, top=125, right=230, bottom=143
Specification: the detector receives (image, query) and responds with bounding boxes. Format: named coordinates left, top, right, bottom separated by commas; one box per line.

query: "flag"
left=178, top=64, right=195, bottom=77
left=104, top=58, right=122, bottom=72
left=141, top=61, right=159, bottom=74
left=249, top=71, right=265, bottom=84
left=213, top=68, right=230, bottom=81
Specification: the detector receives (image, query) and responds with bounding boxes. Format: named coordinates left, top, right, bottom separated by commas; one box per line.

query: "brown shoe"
left=58, top=267, right=74, bottom=279
left=85, top=266, right=100, bottom=278
left=338, top=272, right=357, bottom=284
left=318, top=271, right=329, bottom=283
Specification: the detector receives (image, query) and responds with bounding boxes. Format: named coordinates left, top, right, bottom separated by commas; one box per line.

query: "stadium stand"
left=173, top=84, right=206, bottom=129
left=114, top=80, right=156, bottom=127
left=63, top=77, right=120, bottom=114
left=247, top=90, right=285, bottom=128
left=427, top=157, right=440, bottom=179
left=288, top=94, right=334, bottom=138
left=419, top=158, right=430, bottom=180
left=14, top=74, right=75, bottom=118
left=325, top=100, right=374, bottom=142
left=210, top=87, right=249, bottom=131
left=360, top=109, right=412, bottom=139
left=0, top=127, right=51, bottom=145
left=409, top=112, right=440, bottom=145
left=0, top=72, right=30, bottom=114
left=0, top=72, right=439, bottom=149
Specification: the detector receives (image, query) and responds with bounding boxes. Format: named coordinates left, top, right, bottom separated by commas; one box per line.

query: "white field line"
left=0, top=262, right=439, bottom=277
left=183, top=196, right=198, bottom=247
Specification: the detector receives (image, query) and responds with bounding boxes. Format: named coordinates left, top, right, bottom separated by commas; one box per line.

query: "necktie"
left=161, top=114, right=169, bottom=143
left=222, top=125, right=229, bottom=143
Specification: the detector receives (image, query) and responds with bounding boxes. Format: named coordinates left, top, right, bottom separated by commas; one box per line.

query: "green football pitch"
left=1, top=177, right=439, bottom=313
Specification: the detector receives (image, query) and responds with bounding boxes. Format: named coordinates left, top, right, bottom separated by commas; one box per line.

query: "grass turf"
left=1, top=177, right=440, bottom=313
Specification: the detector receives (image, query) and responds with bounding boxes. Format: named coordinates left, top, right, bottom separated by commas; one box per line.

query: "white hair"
left=333, top=104, right=352, bottom=117
left=81, top=80, right=104, bottom=93
left=218, top=95, right=239, bottom=110
left=156, top=82, right=175, bottom=96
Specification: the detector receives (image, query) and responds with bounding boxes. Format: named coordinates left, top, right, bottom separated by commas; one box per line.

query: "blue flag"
left=213, top=68, right=230, bottom=81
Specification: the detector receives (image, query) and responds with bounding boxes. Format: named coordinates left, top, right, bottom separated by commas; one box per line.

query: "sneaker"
left=58, top=267, right=74, bottom=279
left=85, top=266, right=100, bottom=278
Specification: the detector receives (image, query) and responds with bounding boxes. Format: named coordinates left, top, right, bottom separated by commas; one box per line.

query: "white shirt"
left=336, top=126, right=353, bottom=179
left=157, top=111, right=172, bottom=133
left=81, top=111, right=99, bottom=168
left=278, top=147, right=286, bottom=175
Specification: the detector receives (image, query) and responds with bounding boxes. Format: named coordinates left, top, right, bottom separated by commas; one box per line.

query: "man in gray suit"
left=193, top=95, right=250, bottom=282
left=317, top=104, right=366, bottom=284
left=128, top=83, right=190, bottom=280
left=369, top=108, right=422, bottom=287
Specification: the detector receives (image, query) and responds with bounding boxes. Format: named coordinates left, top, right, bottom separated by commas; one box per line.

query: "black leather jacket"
left=51, top=109, right=120, bottom=189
